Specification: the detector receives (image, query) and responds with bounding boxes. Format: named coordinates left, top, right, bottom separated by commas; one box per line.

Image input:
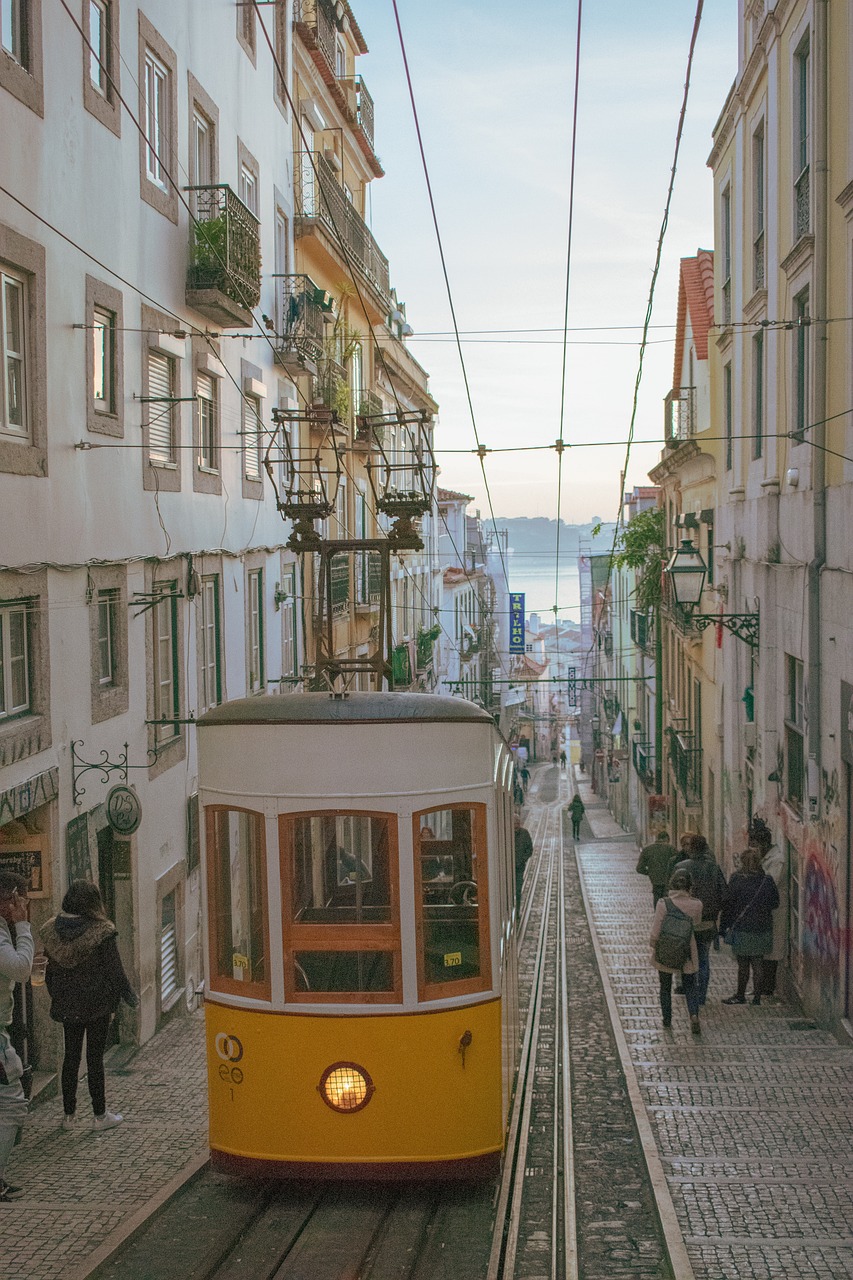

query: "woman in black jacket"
left=720, top=847, right=780, bottom=1006
left=41, top=881, right=138, bottom=1131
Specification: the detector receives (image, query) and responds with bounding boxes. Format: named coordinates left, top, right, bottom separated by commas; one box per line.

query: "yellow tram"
left=196, top=691, right=519, bottom=1179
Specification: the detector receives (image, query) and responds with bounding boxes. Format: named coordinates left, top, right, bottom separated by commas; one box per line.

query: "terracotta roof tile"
left=672, top=249, right=714, bottom=389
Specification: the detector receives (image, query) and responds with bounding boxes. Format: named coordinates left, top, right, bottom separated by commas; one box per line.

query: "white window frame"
left=197, top=371, right=217, bottom=471
left=281, top=566, right=296, bottom=679
left=152, top=586, right=179, bottom=743
left=92, top=305, right=114, bottom=413
left=1, top=0, right=25, bottom=66
left=192, top=109, right=213, bottom=188
left=239, top=163, right=258, bottom=217
left=148, top=349, right=176, bottom=464
left=89, top=0, right=110, bottom=95
left=97, top=588, right=117, bottom=686
left=199, top=575, right=221, bottom=712
left=0, top=601, right=30, bottom=719
left=243, top=393, right=262, bottom=479
left=248, top=569, right=264, bottom=693
left=144, top=47, right=169, bottom=188
left=1, top=270, right=28, bottom=440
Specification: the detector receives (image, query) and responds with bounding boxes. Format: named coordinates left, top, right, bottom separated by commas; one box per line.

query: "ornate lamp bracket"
left=690, top=606, right=760, bottom=650
left=71, top=740, right=159, bottom=807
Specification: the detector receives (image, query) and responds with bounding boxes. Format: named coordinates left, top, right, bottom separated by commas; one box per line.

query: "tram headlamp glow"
left=318, top=1062, right=375, bottom=1113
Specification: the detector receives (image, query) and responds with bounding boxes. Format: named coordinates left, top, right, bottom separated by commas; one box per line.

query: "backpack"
left=654, top=898, right=694, bottom=969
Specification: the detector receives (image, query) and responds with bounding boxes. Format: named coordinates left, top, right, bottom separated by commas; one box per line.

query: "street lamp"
left=663, top=538, right=760, bottom=649
left=664, top=538, right=707, bottom=609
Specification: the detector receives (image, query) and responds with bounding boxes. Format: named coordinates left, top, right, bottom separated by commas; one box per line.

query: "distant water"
left=507, top=553, right=581, bottom=623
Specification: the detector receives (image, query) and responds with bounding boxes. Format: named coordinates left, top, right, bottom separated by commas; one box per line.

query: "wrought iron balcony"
left=274, top=275, right=329, bottom=375
left=416, top=625, right=440, bottom=673
left=330, top=552, right=350, bottom=618
left=354, top=391, right=384, bottom=447
left=296, top=152, right=390, bottom=308
left=795, top=165, right=810, bottom=240
left=392, top=642, right=412, bottom=687
left=630, top=608, right=655, bottom=656
left=668, top=730, right=702, bottom=806
left=186, top=185, right=260, bottom=328
left=664, top=386, right=696, bottom=443
left=632, top=739, right=656, bottom=793
left=339, top=75, right=376, bottom=151
left=293, top=0, right=336, bottom=78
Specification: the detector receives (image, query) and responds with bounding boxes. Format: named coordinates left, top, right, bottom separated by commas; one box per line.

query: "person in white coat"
left=0, top=872, right=34, bottom=1201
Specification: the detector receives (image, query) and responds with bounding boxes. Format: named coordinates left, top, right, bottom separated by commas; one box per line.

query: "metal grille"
left=186, top=184, right=261, bottom=310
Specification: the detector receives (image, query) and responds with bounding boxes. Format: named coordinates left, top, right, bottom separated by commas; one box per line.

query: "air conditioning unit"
left=743, top=723, right=756, bottom=749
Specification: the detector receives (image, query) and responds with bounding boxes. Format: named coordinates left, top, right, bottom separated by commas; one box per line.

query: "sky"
left=355, top=0, right=739, bottom=523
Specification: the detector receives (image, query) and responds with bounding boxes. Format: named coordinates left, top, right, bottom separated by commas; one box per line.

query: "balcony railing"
left=668, top=731, right=702, bottom=805
left=664, top=386, right=696, bottom=443
left=416, top=625, right=440, bottom=673
left=392, top=642, right=412, bottom=687
left=330, top=552, right=350, bottom=618
left=296, top=152, right=390, bottom=307
left=339, top=75, right=376, bottom=150
left=293, top=0, right=336, bottom=77
left=274, top=274, right=327, bottom=374
left=632, top=739, right=656, bottom=793
left=795, top=165, right=810, bottom=240
left=354, top=391, right=384, bottom=446
left=186, top=185, right=261, bottom=327
left=629, top=608, right=655, bottom=655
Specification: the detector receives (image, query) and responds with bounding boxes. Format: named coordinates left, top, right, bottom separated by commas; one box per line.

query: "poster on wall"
left=0, top=837, right=50, bottom=898
left=66, top=812, right=93, bottom=884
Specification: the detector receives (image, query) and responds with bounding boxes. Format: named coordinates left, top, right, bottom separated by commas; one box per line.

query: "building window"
left=1, top=0, right=27, bottom=65
left=0, top=601, right=30, bottom=720
left=785, top=654, right=805, bottom=812
left=281, top=567, right=297, bottom=679
left=88, top=0, right=111, bottom=94
left=247, top=569, right=264, bottom=693
left=152, top=585, right=179, bottom=743
left=143, top=47, right=169, bottom=188
left=237, top=0, right=256, bottom=60
left=96, top=588, right=118, bottom=686
left=196, top=372, right=217, bottom=471
left=148, top=350, right=176, bottom=464
left=239, top=162, right=258, bottom=217
left=752, top=330, right=764, bottom=459
left=793, top=289, right=809, bottom=442
left=274, top=0, right=288, bottom=109
left=721, top=185, right=732, bottom=325
left=336, top=35, right=346, bottom=78
left=724, top=360, right=733, bottom=472
left=191, top=109, right=213, bottom=188
left=160, top=888, right=178, bottom=1007
left=207, top=808, right=269, bottom=998
left=199, top=575, right=221, bottom=712
left=752, top=124, right=765, bottom=291
left=243, top=393, right=261, bottom=478
left=794, top=37, right=810, bottom=239
left=1, top=270, right=27, bottom=441
left=92, top=306, right=115, bottom=414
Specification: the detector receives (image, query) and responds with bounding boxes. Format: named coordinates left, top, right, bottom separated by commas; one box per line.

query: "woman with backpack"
left=650, top=868, right=704, bottom=1034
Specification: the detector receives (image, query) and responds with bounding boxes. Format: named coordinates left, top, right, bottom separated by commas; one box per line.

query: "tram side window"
left=415, top=805, right=490, bottom=995
left=208, top=808, right=268, bottom=994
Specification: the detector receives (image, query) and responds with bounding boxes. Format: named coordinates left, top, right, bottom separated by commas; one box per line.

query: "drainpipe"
left=655, top=601, right=663, bottom=797
left=808, top=0, right=828, bottom=820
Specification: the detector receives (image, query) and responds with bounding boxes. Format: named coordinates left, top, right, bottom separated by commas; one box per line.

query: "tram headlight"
left=318, top=1062, right=375, bottom=1113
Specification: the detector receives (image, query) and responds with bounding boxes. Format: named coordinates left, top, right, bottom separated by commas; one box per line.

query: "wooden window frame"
left=278, top=809, right=402, bottom=1005
left=205, top=804, right=271, bottom=1000
left=412, top=802, right=492, bottom=1002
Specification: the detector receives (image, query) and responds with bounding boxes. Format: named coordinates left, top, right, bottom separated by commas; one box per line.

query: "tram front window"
left=208, top=808, right=268, bottom=994
left=415, top=805, right=489, bottom=995
left=282, top=813, right=399, bottom=998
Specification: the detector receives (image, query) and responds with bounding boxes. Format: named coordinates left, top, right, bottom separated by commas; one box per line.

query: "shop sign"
left=105, top=786, right=142, bottom=836
left=509, top=593, right=526, bottom=654
left=0, top=767, right=59, bottom=827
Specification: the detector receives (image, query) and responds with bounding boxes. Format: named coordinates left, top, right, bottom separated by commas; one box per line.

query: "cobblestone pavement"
left=574, top=775, right=853, bottom=1280
left=0, top=1011, right=208, bottom=1279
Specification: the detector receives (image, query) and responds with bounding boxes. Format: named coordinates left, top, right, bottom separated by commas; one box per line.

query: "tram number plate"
left=443, top=951, right=462, bottom=968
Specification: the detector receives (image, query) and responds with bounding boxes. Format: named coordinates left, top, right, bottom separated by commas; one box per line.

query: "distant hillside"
left=494, top=517, right=617, bottom=556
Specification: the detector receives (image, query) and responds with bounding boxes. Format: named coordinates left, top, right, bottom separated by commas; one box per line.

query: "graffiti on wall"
left=802, top=848, right=840, bottom=1015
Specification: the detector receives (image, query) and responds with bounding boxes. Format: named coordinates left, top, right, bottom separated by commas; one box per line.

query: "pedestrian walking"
left=568, top=793, right=585, bottom=840
left=559, top=748, right=567, bottom=770
left=720, top=847, right=779, bottom=1006
left=520, top=763, right=530, bottom=793
left=674, top=834, right=726, bottom=1006
left=513, top=815, right=534, bottom=910
left=649, top=869, right=704, bottom=1034
left=41, top=880, right=138, bottom=1132
left=748, top=817, right=786, bottom=998
left=636, top=829, right=680, bottom=905
left=0, top=872, right=33, bottom=1201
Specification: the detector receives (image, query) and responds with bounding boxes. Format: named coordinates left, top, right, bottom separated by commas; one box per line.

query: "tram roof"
left=197, top=692, right=496, bottom=728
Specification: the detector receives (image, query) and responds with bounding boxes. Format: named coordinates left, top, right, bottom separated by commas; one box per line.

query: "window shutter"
left=160, top=893, right=178, bottom=1005
left=148, top=351, right=174, bottom=461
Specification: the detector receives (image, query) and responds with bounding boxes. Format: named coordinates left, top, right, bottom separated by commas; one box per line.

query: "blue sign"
left=509, top=593, right=526, bottom=654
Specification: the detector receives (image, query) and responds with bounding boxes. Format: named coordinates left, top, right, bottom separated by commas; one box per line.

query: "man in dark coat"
left=0, top=872, right=32, bottom=1200
left=636, top=830, right=680, bottom=905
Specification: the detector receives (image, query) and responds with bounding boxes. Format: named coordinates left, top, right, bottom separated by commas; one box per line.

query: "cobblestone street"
left=2, top=776, right=852, bottom=1279
left=575, top=774, right=853, bottom=1280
